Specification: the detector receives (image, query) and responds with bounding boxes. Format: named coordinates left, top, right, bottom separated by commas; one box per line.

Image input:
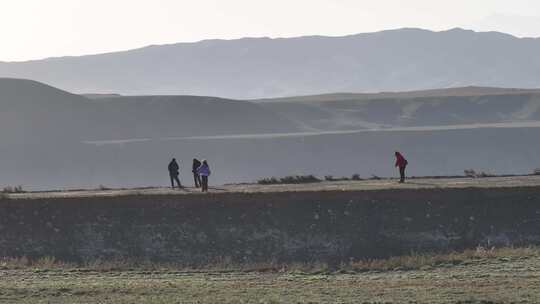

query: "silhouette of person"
left=192, top=158, right=202, bottom=188
left=196, top=160, right=211, bottom=192
left=395, top=151, right=408, bottom=183
left=168, top=158, right=182, bottom=189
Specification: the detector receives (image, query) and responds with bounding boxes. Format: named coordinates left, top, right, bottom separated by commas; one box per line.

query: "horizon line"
left=1, top=26, right=535, bottom=64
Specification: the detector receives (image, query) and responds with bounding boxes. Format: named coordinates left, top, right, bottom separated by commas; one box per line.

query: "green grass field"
left=0, top=247, right=539, bottom=303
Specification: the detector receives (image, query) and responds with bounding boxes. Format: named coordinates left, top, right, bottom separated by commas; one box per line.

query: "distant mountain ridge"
left=1, top=28, right=540, bottom=99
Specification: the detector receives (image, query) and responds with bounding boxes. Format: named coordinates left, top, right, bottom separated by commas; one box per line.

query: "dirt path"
left=7, top=175, right=540, bottom=200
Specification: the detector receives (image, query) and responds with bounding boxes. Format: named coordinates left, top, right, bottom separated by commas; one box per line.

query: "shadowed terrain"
left=2, top=78, right=540, bottom=189
left=2, top=177, right=540, bottom=263
left=257, top=91, right=540, bottom=130
left=0, top=78, right=300, bottom=144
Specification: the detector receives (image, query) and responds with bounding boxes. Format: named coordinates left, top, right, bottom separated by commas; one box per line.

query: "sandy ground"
left=6, top=175, right=540, bottom=200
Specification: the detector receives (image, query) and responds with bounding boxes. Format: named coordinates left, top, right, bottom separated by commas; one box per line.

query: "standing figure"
left=395, top=151, right=408, bottom=183
left=192, top=158, right=202, bottom=188
left=168, top=158, right=182, bottom=189
left=197, top=160, right=211, bottom=192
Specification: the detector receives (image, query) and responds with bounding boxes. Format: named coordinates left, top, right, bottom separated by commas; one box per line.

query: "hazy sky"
left=1, top=0, right=539, bottom=61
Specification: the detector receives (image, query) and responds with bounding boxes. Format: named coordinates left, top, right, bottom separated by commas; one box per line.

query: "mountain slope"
left=257, top=89, right=540, bottom=131
left=256, top=87, right=540, bottom=103
left=88, top=95, right=302, bottom=139
left=0, top=78, right=301, bottom=143
left=1, top=28, right=540, bottom=99
left=2, top=79, right=540, bottom=189
left=0, top=78, right=96, bottom=142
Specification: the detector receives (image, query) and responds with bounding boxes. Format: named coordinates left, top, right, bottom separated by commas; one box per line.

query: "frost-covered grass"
left=0, top=247, right=539, bottom=303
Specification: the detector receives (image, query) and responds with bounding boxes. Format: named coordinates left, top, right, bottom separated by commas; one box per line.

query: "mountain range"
left=1, top=28, right=540, bottom=99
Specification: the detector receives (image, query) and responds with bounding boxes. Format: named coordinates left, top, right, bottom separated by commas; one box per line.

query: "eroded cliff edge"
left=1, top=186, right=539, bottom=265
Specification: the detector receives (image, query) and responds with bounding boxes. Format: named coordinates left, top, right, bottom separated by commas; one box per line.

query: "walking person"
left=168, top=158, right=182, bottom=189
left=192, top=158, right=202, bottom=188
left=197, top=160, right=211, bottom=192
left=394, top=151, right=408, bottom=183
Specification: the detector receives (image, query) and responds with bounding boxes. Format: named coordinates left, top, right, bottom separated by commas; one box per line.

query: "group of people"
left=167, top=151, right=408, bottom=192
left=168, top=158, right=211, bottom=192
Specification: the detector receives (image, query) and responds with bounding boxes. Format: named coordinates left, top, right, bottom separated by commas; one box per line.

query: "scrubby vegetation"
left=324, top=174, right=366, bottom=182
left=347, top=246, right=536, bottom=272
left=256, top=170, right=525, bottom=185
left=258, top=174, right=367, bottom=185
left=257, top=175, right=322, bottom=185
left=2, top=185, right=24, bottom=193
left=1, top=246, right=535, bottom=273
left=324, top=175, right=348, bottom=182
left=464, top=169, right=495, bottom=178
left=98, top=184, right=111, bottom=191
left=351, top=174, right=362, bottom=181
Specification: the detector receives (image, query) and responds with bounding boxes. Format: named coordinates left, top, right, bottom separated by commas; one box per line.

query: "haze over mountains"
left=4, top=78, right=540, bottom=144
left=2, top=78, right=540, bottom=190
left=1, top=28, right=540, bottom=99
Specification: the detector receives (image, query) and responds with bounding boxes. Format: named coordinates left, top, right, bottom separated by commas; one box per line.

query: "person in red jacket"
left=395, top=151, right=408, bottom=183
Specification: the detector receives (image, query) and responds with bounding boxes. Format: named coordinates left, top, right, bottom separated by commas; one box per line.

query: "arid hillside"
left=257, top=89, right=540, bottom=130
left=0, top=78, right=300, bottom=143
left=2, top=78, right=540, bottom=189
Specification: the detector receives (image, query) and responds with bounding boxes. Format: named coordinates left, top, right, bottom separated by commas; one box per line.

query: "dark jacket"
left=192, top=159, right=202, bottom=173
left=168, top=160, right=179, bottom=175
